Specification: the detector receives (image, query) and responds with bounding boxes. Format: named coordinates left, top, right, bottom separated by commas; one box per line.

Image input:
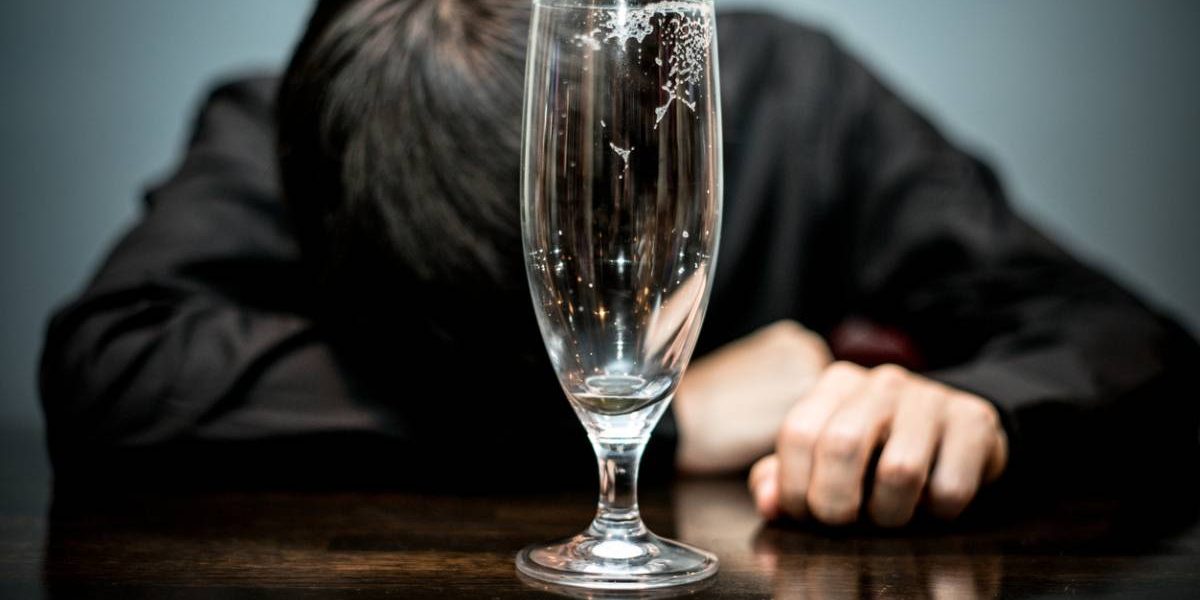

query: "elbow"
left=38, top=302, right=185, bottom=469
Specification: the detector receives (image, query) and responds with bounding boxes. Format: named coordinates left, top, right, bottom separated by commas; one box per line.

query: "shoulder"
left=180, top=73, right=280, bottom=165
left=196, top=74, right=279, bottom=124
left=147, top=74, right=283, bottom=208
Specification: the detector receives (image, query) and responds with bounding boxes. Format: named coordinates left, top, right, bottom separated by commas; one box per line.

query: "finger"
left=869, top=383, right=944, bottom=527
left=776, top=361, right=866, bottom=519
left=927, top=395, right=1001, bottom=520
left=808, top=364, right=906, bottom=525
left=984, top=426, right=1008, bottom=484
left=749, top=454, right=781, bottom=519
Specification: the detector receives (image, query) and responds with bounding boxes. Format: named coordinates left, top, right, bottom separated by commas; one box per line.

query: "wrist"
left=673, top=377, right=712, bottom=474
left=673, top=377, right=776, bottom=475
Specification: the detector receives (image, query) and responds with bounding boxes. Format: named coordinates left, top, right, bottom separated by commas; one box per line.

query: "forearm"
left=42, top=292, right=316, bottom=448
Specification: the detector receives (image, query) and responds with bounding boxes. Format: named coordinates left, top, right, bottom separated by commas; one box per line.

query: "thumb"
left=749, top=454, right=782, bottom=520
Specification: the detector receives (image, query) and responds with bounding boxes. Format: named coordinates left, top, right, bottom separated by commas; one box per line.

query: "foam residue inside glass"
left=577, top=1, right=714, bottom=128
left=609, top=142, right=633, bottom=172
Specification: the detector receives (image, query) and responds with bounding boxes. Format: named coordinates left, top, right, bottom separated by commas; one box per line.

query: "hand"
left=749, top=362, right=1008, bottom=527
left=674, top=320, right=833, bottom=474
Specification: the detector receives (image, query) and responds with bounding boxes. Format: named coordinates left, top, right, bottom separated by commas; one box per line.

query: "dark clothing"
left=41, top=13, right=1198, bottom=490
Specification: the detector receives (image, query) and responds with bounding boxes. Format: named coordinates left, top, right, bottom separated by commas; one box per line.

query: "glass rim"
left=532, top=0, right=715, bottom=9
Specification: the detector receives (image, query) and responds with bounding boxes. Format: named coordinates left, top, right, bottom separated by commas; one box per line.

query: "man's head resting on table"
left=278, top=0, right=528, bottom=290
left=278, top=0, right=531, bottom=322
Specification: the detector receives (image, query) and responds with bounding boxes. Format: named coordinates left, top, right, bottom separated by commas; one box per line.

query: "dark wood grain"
left=3, top=429, right=1200, bottom=599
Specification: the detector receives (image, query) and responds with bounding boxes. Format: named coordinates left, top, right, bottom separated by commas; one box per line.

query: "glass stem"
left=590, top=438, right=648, bottom=538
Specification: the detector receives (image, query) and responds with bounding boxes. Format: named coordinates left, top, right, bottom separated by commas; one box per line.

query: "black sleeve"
left=38, top=78, right=413, bottom=484
left=816, top=35, right=1200, bottom=490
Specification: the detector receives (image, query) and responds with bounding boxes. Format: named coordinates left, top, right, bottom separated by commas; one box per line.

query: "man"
left=41, top=0, right=1198, bottom=527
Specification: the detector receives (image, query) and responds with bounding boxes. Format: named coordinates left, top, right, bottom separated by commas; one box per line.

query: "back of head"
left=277, top=0, right=531, bottom=337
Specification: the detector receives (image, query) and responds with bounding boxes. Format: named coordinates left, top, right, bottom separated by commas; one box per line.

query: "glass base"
left=516, top=527, right=719, bottom=590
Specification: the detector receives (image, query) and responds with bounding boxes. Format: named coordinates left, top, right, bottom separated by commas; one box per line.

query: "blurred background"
left=2, top=0, right=1197, bottom=452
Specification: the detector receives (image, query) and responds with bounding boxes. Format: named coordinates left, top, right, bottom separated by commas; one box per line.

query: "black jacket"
left=41, top=13, right=1198, bottom=491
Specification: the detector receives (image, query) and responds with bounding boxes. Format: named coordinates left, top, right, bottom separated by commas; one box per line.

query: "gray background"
left=2, top=0, right=1198, bottom=435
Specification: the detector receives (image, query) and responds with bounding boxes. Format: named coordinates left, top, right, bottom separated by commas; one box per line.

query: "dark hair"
left=277, top=0, right=530, bottom=333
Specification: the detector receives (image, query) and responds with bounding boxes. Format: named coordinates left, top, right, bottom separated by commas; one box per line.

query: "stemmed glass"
left=517, top=0, right=723, bottom=589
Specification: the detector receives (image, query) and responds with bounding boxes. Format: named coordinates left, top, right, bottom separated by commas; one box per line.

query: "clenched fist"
left=674, top=320, right=1009, bottom=527
left=749, top=362, right=1008, bottom=527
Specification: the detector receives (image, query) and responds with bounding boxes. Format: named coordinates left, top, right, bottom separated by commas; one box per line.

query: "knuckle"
left=826, top=360, right=864, bottom=381
left=953, top=396, right=1000, bottom=430
left=875, top=457, right=927, bottom=490
left=905, top=387, right=942, bottom=412
left=816, top=425, right=865, bottom=462
left=870, top=364, right=909, bottom=387
left=779, top=418, right=822, bottom=451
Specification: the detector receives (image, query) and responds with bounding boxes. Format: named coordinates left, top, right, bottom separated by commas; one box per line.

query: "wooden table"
left=3, top=429, right=1199, bottom=598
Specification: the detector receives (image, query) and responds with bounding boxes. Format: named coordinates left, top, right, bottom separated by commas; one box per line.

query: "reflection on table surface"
left=2, top=472, right=1199, bottom=598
